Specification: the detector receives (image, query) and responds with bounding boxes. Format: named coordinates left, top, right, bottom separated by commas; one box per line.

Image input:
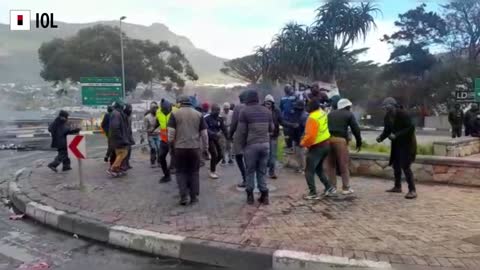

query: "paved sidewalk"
left=10, top=151, right=480, bottom=269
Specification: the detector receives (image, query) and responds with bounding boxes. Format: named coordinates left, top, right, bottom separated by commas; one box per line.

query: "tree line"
left=38, top=25, right=198, bottom=97
left=221, top=0, right=480, bottom=112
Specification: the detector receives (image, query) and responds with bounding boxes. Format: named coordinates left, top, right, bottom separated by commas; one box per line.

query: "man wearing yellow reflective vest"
left=300, top=100, right=335, bottom=200
left=156, top=99, right=175, bottom=183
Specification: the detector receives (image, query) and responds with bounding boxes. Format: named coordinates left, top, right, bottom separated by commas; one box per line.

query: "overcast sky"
left=1, top=0, right=445, bottom=63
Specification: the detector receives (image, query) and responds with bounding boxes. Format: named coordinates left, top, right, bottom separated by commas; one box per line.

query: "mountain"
left=0, top=21, right=231, bottom=84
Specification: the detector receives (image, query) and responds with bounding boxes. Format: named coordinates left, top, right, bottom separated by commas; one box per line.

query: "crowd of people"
left=448, top=103, right=480, bottom=138
left=48, top=84, right=420, bottom=206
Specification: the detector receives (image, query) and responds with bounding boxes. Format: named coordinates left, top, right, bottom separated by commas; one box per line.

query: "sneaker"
left=106, top=169, right=119, bottom=177
left=324, top=187, right=337, bottom=197
left=405, top=191, right=417, bottom=199
left=237, top=182, right=246, bottom=188
left=342, top=188, right=354, bottom=195
left=62, top=167, right=72, bottom=172
left=209, top=172, right=219, bottom=179
left=269, top=174, right=278, bottom=179
left=303, top=193, right=319, bottom=200
left=159, top=175, right=171, bottom=183
left=228, top=159, right=234, bottom=165
left=48, top=164, right=58, bottom=173
left=179, top=197, right=189, bottom=206
left=386, top=187, right=402, bottom=193
left=221, top=160, right=226, bottom=165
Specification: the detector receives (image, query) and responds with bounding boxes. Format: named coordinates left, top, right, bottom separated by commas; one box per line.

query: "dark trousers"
left=284, top=128, right=293, bottom=148
left=305, top=144, right=331, bottom=194
left=208, top=138, right=223, bottom=172
left=50, top=148, right=71, bottom=169
left=244, top=143, right=269, bottom=193
left=175, top=148, right=200, bottom=199
left=158, top=141, right=171, bottom=176
left=235, top=154, right=246, bottom=182
left=451, top=125, right=462, bottom=138
left=105, top=145, right=113, bottom=159
left=393, top=161, right=416, bottom=192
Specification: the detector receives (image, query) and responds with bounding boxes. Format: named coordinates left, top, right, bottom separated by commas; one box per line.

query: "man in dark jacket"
left=327, top=98, right=362, bottom=195
left=204, top=104, right=228, bottom=179
left=101, top=106, right=114, bottom=162
left=377, top=97, right=417, bottom=199
left=108, top=101, right=131, bottom=176
left=283, top=100, right=309, bottom=173
left=230, top=91, right=248, bottom=188
left=448, top=103, right=463, bottom=138
left=464, top=104, right=479, bottom=136
left=48, top=110, right=80, bottom=172
left=122, top=104, right=135, bottom=170
left=264, top=94, right=282, bottom=179
left=280, top=84, right=298, bottom=151
left=236, top=90, right=273, bottom=205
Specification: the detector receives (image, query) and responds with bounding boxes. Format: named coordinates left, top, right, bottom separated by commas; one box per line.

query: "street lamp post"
left=119, top=16, right=126, bottom=100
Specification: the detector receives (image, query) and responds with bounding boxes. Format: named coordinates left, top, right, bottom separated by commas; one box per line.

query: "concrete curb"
left=8, top=181, right=392, bottom=269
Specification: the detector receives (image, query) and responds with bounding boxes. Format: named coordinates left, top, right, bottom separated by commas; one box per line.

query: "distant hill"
left=0, top=21, right=231, bottom=84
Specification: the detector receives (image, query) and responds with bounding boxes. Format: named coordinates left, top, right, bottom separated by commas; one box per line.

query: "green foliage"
left=38, top=25, right=198, bottom=93
left=349, top=141, right=433, bottom=155
left=255, top=0, right=379, bottom=83
left=221, top=54, right=263, bottom=84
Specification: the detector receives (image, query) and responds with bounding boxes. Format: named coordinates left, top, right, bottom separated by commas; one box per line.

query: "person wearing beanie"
left=376, top=97, right=417, bottom=199
left=301, top=100, right=334, bottom=200
left=327, top=98, right=362, bottom=195
left=205, top=104, right=229, bottom=179
left=263, top=94, right=282, bottom=179
left=201, top=102, right=210, bottom=115
left=220, top=102, right=234, bottom=165
left=236, top=90, right=273, bottom=205
left=47, top=110, right=81, bottom=173
left=168, top=95, right=209, bottom=206
left=280, top=84, right=299, bottom=151
left=156, top=100, right=174, bottom=183
left=230, top=91, right=249, bottom=188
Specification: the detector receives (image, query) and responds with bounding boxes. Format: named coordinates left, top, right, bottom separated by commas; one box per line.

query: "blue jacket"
left=280, top=95, right=298, bottom=121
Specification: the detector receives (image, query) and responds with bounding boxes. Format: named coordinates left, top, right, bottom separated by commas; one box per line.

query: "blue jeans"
left=267, top=138, right=278, bottom=175
left=148, top=135, right=161, bottom=165
left=244, top=143, right=269, bottom=193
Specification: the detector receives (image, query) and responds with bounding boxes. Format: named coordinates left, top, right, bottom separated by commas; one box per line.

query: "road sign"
left=475, top=78, right=480, bottom=102
left=67, top=135, right=86, bottom=159
left=80, top=77, right=122, bottom=106
left=455, top=91, right=476, bottom=103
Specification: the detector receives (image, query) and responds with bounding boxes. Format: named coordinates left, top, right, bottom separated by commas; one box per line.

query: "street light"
left=119, top=16, right=127, bottom=100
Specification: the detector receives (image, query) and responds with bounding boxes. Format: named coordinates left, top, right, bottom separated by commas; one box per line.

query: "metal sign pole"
left=78, top=159, right=84, bottom=188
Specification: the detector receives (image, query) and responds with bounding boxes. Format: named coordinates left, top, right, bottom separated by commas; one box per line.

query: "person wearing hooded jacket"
left=264, top=94, right=282, bottom=179
left=205, top=104, right=229, bottom=179
left=101, top=106, right=114, bottom=163
left=236, top=90, right=273, bottom=205
left=376, top=97, right=417, bottom=199
left=156, top=99, right=174, bottom=183
left=326, top=98, right=362, bottom=195
left=464, top=104, right=479, bottom=136
left=47, top=110, right=81, bottom=172
left=108, top=101, right=131, bottom=176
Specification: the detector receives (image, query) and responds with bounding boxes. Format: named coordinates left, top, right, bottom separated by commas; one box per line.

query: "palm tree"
left=313, top=0, right=379, bottom=82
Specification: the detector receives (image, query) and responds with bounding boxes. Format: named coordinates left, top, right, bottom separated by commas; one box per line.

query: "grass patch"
left=349, top=141, right=433, bottom=155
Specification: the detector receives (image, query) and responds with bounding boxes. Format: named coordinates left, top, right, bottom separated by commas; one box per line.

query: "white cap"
left=337, top=98, right=353, bottom=110
left=265, top=94, right=275, bottom=103
left=223, top=102, right=230, bottom=109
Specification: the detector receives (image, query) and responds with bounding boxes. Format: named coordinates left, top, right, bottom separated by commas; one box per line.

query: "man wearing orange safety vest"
left=156, top=99, right=174, bottom=183
left=300, top=100, right=335, bottom=200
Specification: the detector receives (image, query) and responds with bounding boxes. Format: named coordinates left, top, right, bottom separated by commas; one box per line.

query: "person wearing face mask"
left=376, top=97, right=417, bottom=199
left=48, top=110, right=81, bottom=172
left=204, top=104, right=229, bottom=179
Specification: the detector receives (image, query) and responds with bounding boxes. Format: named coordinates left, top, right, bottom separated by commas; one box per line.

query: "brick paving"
left=16, top=152, right=480, bottom=268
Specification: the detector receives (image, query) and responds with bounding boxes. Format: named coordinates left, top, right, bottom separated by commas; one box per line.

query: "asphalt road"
left=0, top=135, right=222, bottom=270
